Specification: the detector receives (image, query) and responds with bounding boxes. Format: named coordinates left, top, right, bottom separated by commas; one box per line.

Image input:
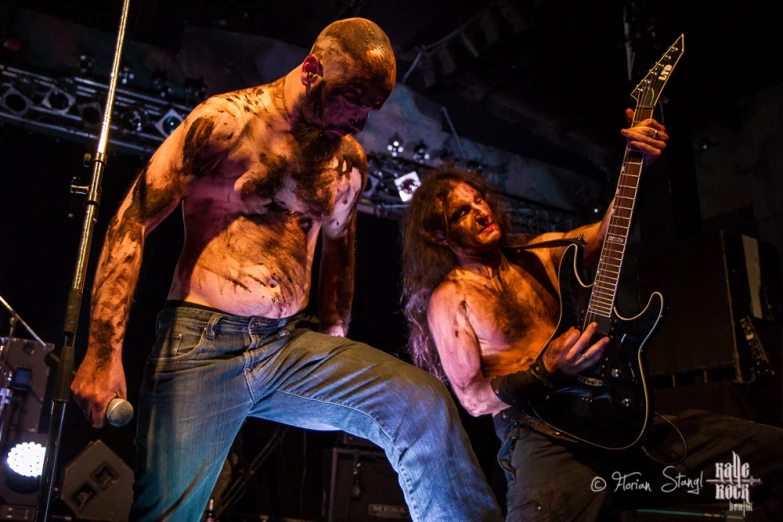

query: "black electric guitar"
left=528, top=35, right=685, bottom=450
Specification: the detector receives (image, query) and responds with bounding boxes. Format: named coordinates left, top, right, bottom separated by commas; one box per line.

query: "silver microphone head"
left=106, top=397, right=134, bottom=427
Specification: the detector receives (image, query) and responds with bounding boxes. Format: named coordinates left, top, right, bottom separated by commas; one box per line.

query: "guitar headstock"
left=631, top=34, right=685, bottom=108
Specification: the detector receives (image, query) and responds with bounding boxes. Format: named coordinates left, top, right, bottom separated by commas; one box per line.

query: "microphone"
left=105, top=397, right=134, bottom=427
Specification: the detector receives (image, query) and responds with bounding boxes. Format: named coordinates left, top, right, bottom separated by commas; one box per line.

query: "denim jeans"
left=496, top=409, right=783, bottom=521
left=130, top=305, right=502, bottom=521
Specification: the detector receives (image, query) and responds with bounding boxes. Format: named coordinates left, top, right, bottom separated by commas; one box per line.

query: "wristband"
left=490, top=359, right=568, bottom=406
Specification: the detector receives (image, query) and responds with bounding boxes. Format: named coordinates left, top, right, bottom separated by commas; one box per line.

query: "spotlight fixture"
left=585, top=199, right=605, bottom=217
left=465, top=159, right=485, bottom=174
left=394, top=171, right=421, bottom=202
left=155, top=107, right=183, bottom=138
left=151, top=70, right=173, bottom=99
left=6, top=442, right=45, bottom=479
left=120, top=105, right=150, bottom=134
left=184, top=77, right=207, bottom=105
left=387, top=134, right=404, bottom=157
left=41, top=79, right=77, bottom=114
left=362, top=171, right=380, bottom=198
left=79, top=53, right=96, bottom=77
left=413, top=141, right=431, bottom=163
left=77, top=101, right=103, bottom=129
left=0, top=83, right=33, bottom=116
left=118, top=62, right=135, bottom=85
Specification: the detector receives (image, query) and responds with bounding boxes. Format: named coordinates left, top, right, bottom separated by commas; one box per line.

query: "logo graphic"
left=706, top=452, right=761, bottom=513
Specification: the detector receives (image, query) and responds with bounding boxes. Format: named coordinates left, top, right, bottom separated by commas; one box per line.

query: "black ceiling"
left=13, top=0, right=783, bottom=180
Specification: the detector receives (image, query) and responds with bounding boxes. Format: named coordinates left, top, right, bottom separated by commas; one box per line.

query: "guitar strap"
left=501, top=233, right=588, bottom=252
left=494, top=233, right=589, bottom=444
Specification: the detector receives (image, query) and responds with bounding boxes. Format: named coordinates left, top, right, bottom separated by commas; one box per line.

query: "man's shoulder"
left=430, top=276, right=468, bottom=309
left=340, top=136, right=367, bottom=167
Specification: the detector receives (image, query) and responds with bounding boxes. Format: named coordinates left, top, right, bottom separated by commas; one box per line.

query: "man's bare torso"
left=444, top=250, right=561, bottom=377
left=168, top=83, right=364, bottom=317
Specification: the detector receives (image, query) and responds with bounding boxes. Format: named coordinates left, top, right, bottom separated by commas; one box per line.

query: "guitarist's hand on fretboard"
left=541, top=322, right=610, bottom=377
left=621, top=108, right=669, bottom=167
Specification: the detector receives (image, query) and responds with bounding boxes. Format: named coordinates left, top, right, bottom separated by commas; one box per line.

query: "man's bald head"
left=310, top=18, right=396, bottom=100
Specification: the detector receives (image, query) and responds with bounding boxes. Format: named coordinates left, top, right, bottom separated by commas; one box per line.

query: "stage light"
left=155, top=107, right=183, bottom=138
left=394, top=171, right=421, bottom=202
left=42, top=79, right=77, bottom=114
left=7, top=442, right=45, bottom=479
left=152, top=70, right=173, bottom=99
left=413, top=141, right=430, bottom=163
left=79, top=53, right=96, bottom=77
left=120, top=105, right=150, bottom=134
left=1, top=78, right=35, bottom=116
left=119, top=62, right=135, bottom=85
left=184, top=77, right=207, bottom=104
left=77, top=101, right=103, bottom=129
left=363, top=172, right=380, bottom=198
left=387, top=134, right=404, bottom=157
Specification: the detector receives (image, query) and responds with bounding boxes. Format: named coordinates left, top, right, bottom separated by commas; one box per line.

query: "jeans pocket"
left=151, top=324, right=207, bottom=363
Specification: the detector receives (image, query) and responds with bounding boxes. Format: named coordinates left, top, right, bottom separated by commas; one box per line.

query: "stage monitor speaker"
left=60, top=439, right=134, bottom=521
left=324, top=448, right=410, bottom=522
left=638, top=231, right=782, bottom=383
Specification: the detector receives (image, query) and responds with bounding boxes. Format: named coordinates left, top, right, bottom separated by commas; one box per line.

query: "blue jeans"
left=130, top=305, right=502, bottom=521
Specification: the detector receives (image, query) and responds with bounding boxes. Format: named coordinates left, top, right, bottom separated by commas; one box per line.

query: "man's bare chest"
left=216, top=137, right=357, bottom=222
left=464, top=265, right=560, bottom=343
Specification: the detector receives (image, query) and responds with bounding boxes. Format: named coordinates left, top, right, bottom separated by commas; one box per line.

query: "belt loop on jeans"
left=204, top=313, right=221, bottom=340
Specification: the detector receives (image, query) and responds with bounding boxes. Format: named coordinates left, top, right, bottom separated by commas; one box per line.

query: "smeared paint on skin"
left=182, top=117, right=223, bottom=178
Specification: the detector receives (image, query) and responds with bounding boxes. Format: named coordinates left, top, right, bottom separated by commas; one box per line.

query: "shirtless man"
left=402, top=117, right=783, bottom=520
left=71, top=18, right=503, bottom=521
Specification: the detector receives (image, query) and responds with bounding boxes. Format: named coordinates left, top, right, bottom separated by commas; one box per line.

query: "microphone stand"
left=36, top=1, right=132, bottom=519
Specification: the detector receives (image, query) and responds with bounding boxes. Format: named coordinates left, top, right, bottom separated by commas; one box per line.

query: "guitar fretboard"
left=587, top=106, right=654, bottom=318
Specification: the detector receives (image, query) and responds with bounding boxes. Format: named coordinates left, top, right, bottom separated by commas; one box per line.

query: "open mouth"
left=482, top=223, right=496, bottom=233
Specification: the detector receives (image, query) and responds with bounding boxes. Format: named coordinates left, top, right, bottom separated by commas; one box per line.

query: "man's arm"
left=530, top=111, right=669, bottom=268
left=428, top=282, right=506, bottom=416
left=429, top=283, right=610, bottom=415
left=318, top=139, right=367, bottom=336
left=71, top=98, right=239, bottom=427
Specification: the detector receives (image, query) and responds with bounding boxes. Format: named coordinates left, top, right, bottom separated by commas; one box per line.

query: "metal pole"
left=36, top=1, right=132, bottom=519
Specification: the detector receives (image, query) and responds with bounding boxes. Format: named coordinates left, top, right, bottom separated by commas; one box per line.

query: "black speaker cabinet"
left=639, top=231, right=782, bottom=384
left=324, top=448, right=410, bottom=522
left=60, top=439, right=134, bottom=521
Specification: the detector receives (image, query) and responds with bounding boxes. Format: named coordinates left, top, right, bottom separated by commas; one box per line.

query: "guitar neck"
left=587, top=106, right=654, bottom=318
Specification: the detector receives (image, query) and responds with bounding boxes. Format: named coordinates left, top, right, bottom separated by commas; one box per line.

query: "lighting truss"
left=0, top=65, right=583, bottom=228
left=0, top=64, right=192, bottom=155
left=364, top=151, right=584, bottom=233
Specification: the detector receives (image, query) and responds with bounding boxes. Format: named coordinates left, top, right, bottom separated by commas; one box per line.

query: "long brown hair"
left=401, top=169, right=509, bottom=383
